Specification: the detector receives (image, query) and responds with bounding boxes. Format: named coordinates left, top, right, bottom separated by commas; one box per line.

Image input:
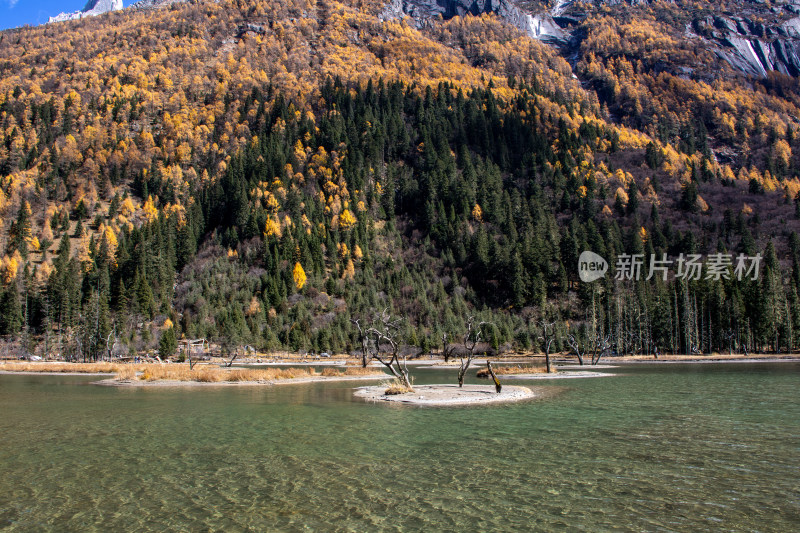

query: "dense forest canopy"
left=0, top=0, right=799, bottom=359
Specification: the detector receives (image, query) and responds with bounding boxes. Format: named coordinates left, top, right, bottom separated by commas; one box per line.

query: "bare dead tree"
left=723, top=329, right=736, bottom=356
left=75, top=333, right=83, bottom=364
left=742, top=318, right=751, bottom=357
left=566, top=333, right=585, bottom=366
left=42, top=292, right=51, bottom=360
left=623, top=327, right=637, bottom=356
left=181, top=338, right=208, bottom=369
left=538, top=320, right=556, bottom=373
left=187, top=342, right=196, bottom=369
left=227, top=350, right=238, bottom=367
left=350, top=318, right=371, bottom=368
left=457, top=316, right=487, bottom=387
left=441, top=332, right=456, bottom=363
left=226, top=345, right=253, bottom=367
left=105, top=325, right=117, bottom=362
left=591, top=334, right=612, bottom=365
left=364, top=309, right=413, bottom=390
left=786, top=299, right=793, bottom=354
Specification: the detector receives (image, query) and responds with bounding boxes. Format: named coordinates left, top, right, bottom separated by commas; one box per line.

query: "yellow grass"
left=114, top=365, right=138, bottom=380
left=0, top=361, right=383, bottom=383
left=321, top=366, right=384, bottom=377
left=476, top=365, right=548, bottom=377
left=125, top=364, right=383, bottom=382
left=383, top=378, right=414, bottom=395
left=225, top=367, right=315, bottom=382
left=136, top=365, right=319, bottom=382
left=0, top=362, right=126, bottom=373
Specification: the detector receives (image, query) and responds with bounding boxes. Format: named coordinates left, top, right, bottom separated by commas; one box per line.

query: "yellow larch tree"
left=142, top=195, right=158, bottom=223
left=293, top=262, right=307, bottom=290
left=338, top=208, right=357, bottom=230
left=342, top=259, right=355, bottom=281
left=472, top=203, right=483, bottom=222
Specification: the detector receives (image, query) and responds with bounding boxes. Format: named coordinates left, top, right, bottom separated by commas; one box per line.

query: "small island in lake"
left=354, top=383, right=535, bottom=406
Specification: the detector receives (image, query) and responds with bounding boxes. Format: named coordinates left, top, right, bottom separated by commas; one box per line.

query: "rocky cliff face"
left=386, top=0, right=800, bottom=77
left=380, top=0, right=568, bottom=44
left=693, top=14, right=800, bottom=76
left=49, top=0, right=124, bottom=24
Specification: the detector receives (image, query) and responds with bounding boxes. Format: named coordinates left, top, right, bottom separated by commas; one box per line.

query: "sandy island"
left=354, top=384, right=535, bottom=406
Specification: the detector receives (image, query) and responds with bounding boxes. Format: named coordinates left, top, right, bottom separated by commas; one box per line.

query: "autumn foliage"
left=0, top=0, right=798, bottom=359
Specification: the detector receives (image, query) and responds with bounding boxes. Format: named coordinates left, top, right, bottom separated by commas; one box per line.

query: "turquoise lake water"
left=0, top=363, right=798, bottom=531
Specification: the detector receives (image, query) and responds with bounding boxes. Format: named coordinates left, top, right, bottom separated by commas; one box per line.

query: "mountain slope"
left=0, top=0, right=799, bottom=359
left=389, top=0, right=800, bottom=77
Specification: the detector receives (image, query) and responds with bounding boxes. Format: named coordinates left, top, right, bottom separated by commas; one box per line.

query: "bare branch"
left=457, top=317, right=491, bottom=387
left=566, top=333, right=585, bottom=366
left=537, top=319, right=557, bottom=373
left=357, top=311, right=412, bottom=390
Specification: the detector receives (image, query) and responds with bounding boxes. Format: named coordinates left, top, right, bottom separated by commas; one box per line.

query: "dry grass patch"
left=226, top=367, right=315, bottom=382
left=128, top=364, right=321, bottom=383
left=1, top=361, right=385, bottom=383
left=140, top=365, right=194, bottom=381
left=142, top=365, right=258, bottom=382
left=383, top=378, right=414, bottom=395
left=476, top=365, right=549, bottom=377
left=0, top=362, right=125, bottom=373
left=321, top=366, right=384, bottom=377
left=114, top=365, right=139, bottom=380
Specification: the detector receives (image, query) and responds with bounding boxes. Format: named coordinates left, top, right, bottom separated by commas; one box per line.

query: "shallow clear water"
left=1, top=364, right=799, bottom=531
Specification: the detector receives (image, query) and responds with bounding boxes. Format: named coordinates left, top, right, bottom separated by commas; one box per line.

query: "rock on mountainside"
left=48, top=0, right=123, bottom=23
left=380, top=0, right=568, bottom=45
left=385, top=0, right=800, bottom=77
left=693, top=14, right=800, bottom=76
left=130, top=0, right=187, bottom=10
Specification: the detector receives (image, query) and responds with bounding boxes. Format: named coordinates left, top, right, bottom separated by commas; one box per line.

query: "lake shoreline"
left=231, top=355, right=800, bottom=367
left=0, top=356, right=797, bottom=379
left=607, top=356, right=800, bottom=364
